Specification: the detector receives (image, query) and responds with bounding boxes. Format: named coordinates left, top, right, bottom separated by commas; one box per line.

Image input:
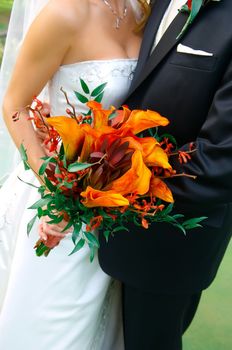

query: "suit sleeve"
left=165, top=56, right=232, bottom=207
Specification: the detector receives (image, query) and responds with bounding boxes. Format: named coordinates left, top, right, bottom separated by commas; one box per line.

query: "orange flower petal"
left=81, top=186, right=129, bottom=208
left=86, top=101, right=103, bottom=110
left=150, top=177, right=174, bottom=203
left=110, top=150, right=151, bottom=195
left=120, top=109, right=169, bottom=135
left=46, top=117, right=85, bottom=161
left=139, top=138, right=172, bottom=169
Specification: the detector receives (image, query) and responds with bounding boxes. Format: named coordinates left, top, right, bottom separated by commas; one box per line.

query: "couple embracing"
left=0, top=0, right=231, bottom=349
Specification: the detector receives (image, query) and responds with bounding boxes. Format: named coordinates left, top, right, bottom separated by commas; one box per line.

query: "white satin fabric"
left=0, top=58, right=137, bottom=350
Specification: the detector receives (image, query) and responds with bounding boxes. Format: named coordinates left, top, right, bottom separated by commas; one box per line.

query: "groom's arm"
left=165, top=56, right=232, bottom=207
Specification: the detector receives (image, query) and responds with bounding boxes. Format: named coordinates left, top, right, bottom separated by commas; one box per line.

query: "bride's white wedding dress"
left=0, top=58, right=137, bottom=350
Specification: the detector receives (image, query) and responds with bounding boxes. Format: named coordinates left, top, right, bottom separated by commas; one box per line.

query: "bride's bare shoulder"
left=37, top=0, right=90, bottom=32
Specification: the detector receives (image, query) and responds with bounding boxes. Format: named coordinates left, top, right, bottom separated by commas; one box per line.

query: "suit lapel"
left=131, top=0, right=171, bottom=84
left=127, top=4, right=189, bottom=98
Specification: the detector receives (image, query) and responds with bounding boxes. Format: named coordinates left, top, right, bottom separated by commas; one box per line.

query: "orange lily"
left=138, top=137, right=172, bottom=169
left=87, top=101, right=114, bottom=130
left=150, top=177, right=174, bottom=203
left=119, top=109, right=169, bottom=135
left=110, top=150, right=151, bottom=195
left=46, top=117, right=85, bottom=161
left=81, top=186, right=129, bottom=208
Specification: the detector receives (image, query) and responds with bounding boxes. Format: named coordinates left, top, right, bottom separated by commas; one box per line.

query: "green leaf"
left=72, top=222, right=82, bottom=244
left=39, top=162, right=48, bottom=176
left=62, top=181, right=74, bottom=189
left=160, top=133, right=178, bottom=148
left=180, top=4, right=190, bottom=12
left=103, top=230, right=111, bottom=242
left=63, top=220, right=73, bottom=232
left=59, top=143, right=65, bottom=157
left=182, top=216, right=207, bottom=227
left=45, top=177, right=56, bottom=192
left=17, top=176, right=40, bottom=189
left=69, top=238, right=85, bottom=255
left=91, top=82, right=107, bottom=97
left=28, top=197, right=52, bottom=210
left=177, top=0, right=203, bottom=39
left=68, top=162, right=93, bottom=172
left=172, top=214, right=185, bottom=220
left=27, top=215, right=37, bottom=235
left=35, top=242, right=50, bottom=257
left=84, top=232, right=100, bottom=248
left=39, top=157, right=57, bottom=176
left=80, top=79, right=90, bottom=94
left=112, top=226, right=129, bottom=233
left=47, top=215, right=64, bottom=224
left=55, top=164, right=61, bottom=175
left=88, top=244, right=96, bottom=263
left=19, top=144, right=30, bottom=170
left=37, top=207, right=44, bottom=218
left=173, top=223, right=187, bottom=235
left=74, top=91, right=89, bottom=104
left=108, top=110, right=117, bottom=120
left=19, top=143, right=28, bottom=162
left=94, top=91, right=104, bottom=103
left=162, top=203, right=174, bottom=216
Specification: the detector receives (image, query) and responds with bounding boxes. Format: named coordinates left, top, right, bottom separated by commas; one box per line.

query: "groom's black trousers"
left=122, top=284, right=201, bottom=350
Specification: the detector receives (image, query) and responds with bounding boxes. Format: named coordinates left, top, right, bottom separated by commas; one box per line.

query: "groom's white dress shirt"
left=153, top=0, right=187, bottom=50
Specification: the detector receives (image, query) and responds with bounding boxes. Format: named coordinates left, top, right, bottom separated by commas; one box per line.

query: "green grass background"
left=184, top=242, right=232, bottom=349
left=0, top=0, right=13, bottom=63
left=0, top=1, right=231, bottom=348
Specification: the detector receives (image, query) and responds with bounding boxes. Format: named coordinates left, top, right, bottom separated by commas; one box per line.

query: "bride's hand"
left=35, top=127, right=55, bottom=157
left=38, top=216, right=72, bottom=248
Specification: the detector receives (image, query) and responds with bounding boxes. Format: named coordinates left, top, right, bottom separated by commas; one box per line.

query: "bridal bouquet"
left=17, top=80, right=205, bottom=259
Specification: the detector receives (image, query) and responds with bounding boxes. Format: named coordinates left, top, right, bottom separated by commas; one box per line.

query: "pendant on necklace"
left=115, top=17, right=121, bottom=29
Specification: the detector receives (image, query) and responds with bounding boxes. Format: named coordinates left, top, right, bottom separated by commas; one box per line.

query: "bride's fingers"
left=38, top=223, right=48, bottom=241
left=42, top=223, right=67, bottom=238
left=43, top=219, right=72, bottom=233
left=35, top=128, right=48, bottom=141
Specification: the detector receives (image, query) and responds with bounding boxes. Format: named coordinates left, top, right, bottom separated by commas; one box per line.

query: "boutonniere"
left=177, top=0, right=222, bottom=39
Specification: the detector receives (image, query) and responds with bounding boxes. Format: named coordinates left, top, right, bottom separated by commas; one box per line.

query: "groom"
left=99, top=0, right=232, bottom=349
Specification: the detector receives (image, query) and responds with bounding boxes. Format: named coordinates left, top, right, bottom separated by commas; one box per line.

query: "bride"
left=0, top=0, right=150, bottom=349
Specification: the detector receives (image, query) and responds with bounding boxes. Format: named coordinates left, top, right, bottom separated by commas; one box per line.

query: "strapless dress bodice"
left=48, top=58, right=137, bottom=116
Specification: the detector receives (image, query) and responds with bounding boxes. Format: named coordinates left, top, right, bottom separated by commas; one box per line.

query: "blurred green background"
left=0, top=1, right=231, bottom=348
left=0, top=0, right=13, bottom=64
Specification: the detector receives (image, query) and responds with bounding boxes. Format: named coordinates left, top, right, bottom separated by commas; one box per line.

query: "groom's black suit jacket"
left=99, top=0, right=232, bottom=293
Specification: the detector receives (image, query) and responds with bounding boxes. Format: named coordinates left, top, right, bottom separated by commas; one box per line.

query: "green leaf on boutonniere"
left=177, top=0, right=203, bottom=39
left=177, top=0, right=221, bottom=40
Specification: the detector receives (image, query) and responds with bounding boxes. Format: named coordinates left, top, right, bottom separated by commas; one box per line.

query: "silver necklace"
left=102, top=0, right=128, bottom=29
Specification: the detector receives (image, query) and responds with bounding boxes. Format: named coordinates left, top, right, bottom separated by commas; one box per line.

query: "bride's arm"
left=2, top=1, right=84, bottom=240
left=2, top=2, right=79, bottom=178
